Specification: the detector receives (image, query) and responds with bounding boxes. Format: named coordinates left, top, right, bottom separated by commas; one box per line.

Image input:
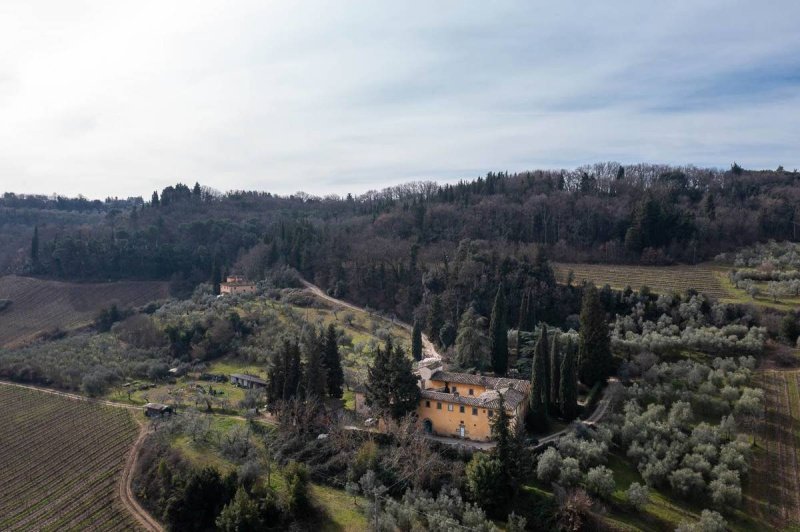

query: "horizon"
left=2, top=1, right=799, bottom=198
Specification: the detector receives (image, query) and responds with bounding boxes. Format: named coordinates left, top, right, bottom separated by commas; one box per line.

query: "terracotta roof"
left=422, top=370, right=530, bottom=410
left=421, top=387, right=527, bottom=410
left=430, top=371, right=529, bottom=392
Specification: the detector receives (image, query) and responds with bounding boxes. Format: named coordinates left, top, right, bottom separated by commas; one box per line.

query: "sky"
left=0, top=1, right=799, bottom=199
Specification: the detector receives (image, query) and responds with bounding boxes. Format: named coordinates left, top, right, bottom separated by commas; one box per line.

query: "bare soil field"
left=746, top=370, right=800, bottom=529
left=0, top=275, right=169, bottom=347
left=553, top=263, right=730, bottom=299
left=0, top=384, right=142, bottom=531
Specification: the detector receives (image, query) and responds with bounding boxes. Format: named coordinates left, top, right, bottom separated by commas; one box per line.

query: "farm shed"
left=144, top=403, right=173, bottom=418
left=230, top=373, right=267, bottom=389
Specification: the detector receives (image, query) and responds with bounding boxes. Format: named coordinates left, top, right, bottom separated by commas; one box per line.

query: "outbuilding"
left=230, top=373, right=268, bottom=389
left=144, top=403, right=173, bottom=418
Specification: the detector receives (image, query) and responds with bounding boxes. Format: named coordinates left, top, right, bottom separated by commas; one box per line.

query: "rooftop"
left=231, top=373, right=267, bottom=385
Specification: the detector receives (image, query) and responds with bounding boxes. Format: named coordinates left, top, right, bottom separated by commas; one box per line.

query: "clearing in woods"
left=0, top=275, right=169, bottom=347
left=746, top=370, right=800, bottom=529
left=553, top=263, right=730, bottom=299
left=0, top=384, right=143, bottom=531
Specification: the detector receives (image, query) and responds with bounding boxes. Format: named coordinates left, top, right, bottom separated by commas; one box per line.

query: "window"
left=437, top=402, right=442, bottom=410
left=459, top=405, right=465, bottom=413
left=452, top=386, right=457, bottom=393
left=468, top=388, right=474, bottom=396
left=472, top=407, right=478, bottom=416
left=488, top=410, right=494, bottom=418
left=425, top=400, right=430, bottom=408
left=447, top=404, right=454, bottom=412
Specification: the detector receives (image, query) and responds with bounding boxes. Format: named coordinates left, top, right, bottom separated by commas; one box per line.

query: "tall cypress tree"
left=388, top=344, right=421, bottom=419
left=283, top=340, right=302, bottom=400
left=490, top=285, right=509, bottom=375
left=540, top=325, right=550, bottom=408
left=427, top=296, right=444, bottom=345
left=411, top=320, right=423, bottom=361
left=491, top=394, right=514, bottom=483
left=323, top=324, right=344, bottom=398
left=578, top=284, right=613, bottom=386
left=365, top=338, right=394, bottom=415
left=560, top=339, right=578, bottom=421
left=211, top=260, right=222, bottom=295
left=527, top=327, right=548, bottom=431
left=30, top=226, right=39, bottom=271
left=303, top=332, right=327, bottom=399
left=517, top=289, right=530, bottom=331
left=549, top=332, right=561, bottom=415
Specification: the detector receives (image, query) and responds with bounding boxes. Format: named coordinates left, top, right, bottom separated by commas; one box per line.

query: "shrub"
left=558, top=457, right=582, bottom=487
left=536, top=447, right=562, bottom=484
left=585, top=466, right=615, bottom=499
left=625, top=482, right=649, bottom=510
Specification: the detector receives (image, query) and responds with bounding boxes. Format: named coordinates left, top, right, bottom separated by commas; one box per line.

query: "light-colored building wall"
left=418, top=398, right=500, bottom=440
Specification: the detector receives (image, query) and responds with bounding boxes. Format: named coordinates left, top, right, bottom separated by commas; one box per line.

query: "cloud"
left=0, top=0, right=798, bottom=199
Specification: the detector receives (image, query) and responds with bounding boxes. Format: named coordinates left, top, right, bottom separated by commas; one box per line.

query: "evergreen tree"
left=151, top=190, right=159, bottom=206
left=387, top=343, right=421, bottom=419
left=491, top=395, right=513, bottom=474
left=192, top=181, right=202, bottom=200
left=527, top=326, right=548, bottom=431
left=283, top=340, right=302, bottom=400
left=411, top=320, right=423, bottom=361
left=427, top=296, right=444, bottom=344
left=439, top=321, right=457, bottom=349
left=489, top=285, right=509, bottom=375
left=211, top=260, right=222, bottom=295
left=365, top=337, right=420, bottom=420
left=578, top=284, right=613, bottom=386
left=517, top=289, right=533, bottom=332
left=303, top=336, right=327, bottom=398
left=540, top=325, right=550, bottom=408
left=30, top=225, right=39, bottom=268
left=549, top=332, right=561, bottom=415
left=323, top=323, right=344, bottom=398
left=365, top=337, right=393, bottom=415
left=560, top=339, right=578, bottom=421
left=454, top=306, right=489, bottom=370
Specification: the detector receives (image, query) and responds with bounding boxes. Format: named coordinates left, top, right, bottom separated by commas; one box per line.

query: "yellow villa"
left=417, top=360, right=529, bottom=441
left=354, top=358, right=530, bottom=442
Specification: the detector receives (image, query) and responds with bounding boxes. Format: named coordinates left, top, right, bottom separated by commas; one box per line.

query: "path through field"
left=302, top=279, right=441, bottom=360
left=746, top=370, right=800, bottom=528
left=0, top=275, right=169, bottom=347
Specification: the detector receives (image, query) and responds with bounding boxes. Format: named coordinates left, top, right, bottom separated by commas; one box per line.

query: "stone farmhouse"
left=220, top=275, right=257, bottom=295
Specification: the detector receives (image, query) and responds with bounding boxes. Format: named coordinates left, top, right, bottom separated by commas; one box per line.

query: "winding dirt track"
left=301, top=280, right=441, bottom=360
left=0, top=380, right=162, bottom=531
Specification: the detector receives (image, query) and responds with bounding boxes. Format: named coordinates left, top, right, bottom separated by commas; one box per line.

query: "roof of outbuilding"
left=230, top=373, right=267, bottom=385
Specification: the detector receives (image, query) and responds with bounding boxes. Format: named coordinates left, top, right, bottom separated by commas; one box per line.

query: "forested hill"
left=2, top=163, right=798, bottom=320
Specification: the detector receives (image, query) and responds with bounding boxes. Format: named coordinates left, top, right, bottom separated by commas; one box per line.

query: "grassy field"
left=0, top=275, right=169, bottom=347
left=0, top=385, right=141, bottom=531
left=553, top=263, right=730, bottom=299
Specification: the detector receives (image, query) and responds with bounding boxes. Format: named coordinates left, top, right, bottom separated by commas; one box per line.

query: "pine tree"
left=559, top=339, right=578, bottom=421
left=323, top=324, right=344, bottom=398
left=549, top=331, right=561, bottom=415
left=490, top=285, right=509, bottom=375
left=411, top=320, right=423, bottom=361
left=578, top=284, right=613, bottom=386
left=388, top=344, right=421, bottom=419
left=427, top=296, right=444, bottom=344
left=303, top=336, right=327, bottom=398
left=151, top=191, right=159, bottom=206
left=527, top=327, right=548, bottom=431
left=193, top=181, right=202, bottom=200
left=365, top=338, right=394, bottom=415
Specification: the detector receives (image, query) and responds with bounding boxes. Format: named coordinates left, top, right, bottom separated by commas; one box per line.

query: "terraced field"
left=553, top=263, right=730, bottom=299
left=746, top=370, right=800, bottom=529
left=0, top=275, right=169, bottom=347
left=0, top=385, right=142, bottom=531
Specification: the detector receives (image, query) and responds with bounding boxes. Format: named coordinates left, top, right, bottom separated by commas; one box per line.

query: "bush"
left=558, top=457, right=582, bottom=487
left=536, top=447, right=563, bottom=484
left=585, top=466, right=615, bottom=499
left=676, top=509, right=727, bottom=532
left=626, top=482, right=649, bottom=510
left=466, top=453, right=506, bottom=513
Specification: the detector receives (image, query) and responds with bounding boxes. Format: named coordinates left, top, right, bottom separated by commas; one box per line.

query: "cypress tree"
left=411, top=320, right=423, bottom=361
left=578, top=284, right=613, bottom=386
left=490, top=285, right=509, bottom=375
left=517, top=289, right=530, bottom=331
left=30, top=225, right=39, bottom=270
left=540, top=325, right=550, bottom=408
left=283, top=340, right=302, bottom=400
left=324, top=324, right=344, bottom=398
left=211, top=261, right=222, bottom=295
left=151, top=190, right=159, bottom=206
left=427, top=296, right=444, bottom=344
left=491, top=394, right=514, bottom=483
left=527, top=326, right=548, bottom=431
left=559, top=339, right=578, bottom=421
left=549, top=331, right=561, bottom=415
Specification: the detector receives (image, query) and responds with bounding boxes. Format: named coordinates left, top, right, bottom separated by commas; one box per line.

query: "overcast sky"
left=1, top=1, right=798, bottom=199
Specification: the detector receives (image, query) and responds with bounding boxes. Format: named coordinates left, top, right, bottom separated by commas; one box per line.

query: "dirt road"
left=301, top=280, right=442, bottom=360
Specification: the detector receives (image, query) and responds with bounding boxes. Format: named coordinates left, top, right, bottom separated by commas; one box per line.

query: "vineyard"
left=553, top=262, right=730, bottom=299
left=746, top=370, right=800, bottom=529
left=0, top=385, right=142, bottom=531
left=0, top=275, right=169, bottom=347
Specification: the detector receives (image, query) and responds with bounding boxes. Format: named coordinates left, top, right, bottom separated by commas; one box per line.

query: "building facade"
left=220, top=276, right=257, bottom=295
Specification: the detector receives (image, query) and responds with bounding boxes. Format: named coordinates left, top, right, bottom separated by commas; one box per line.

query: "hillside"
left=0, top=275, right=169, bottom=347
